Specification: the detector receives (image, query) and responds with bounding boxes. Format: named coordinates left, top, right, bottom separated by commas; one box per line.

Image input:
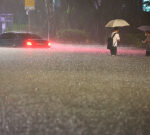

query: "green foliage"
left=56, top=29, right=88, bottom=42
left=5, top=24, right=28, bottom=32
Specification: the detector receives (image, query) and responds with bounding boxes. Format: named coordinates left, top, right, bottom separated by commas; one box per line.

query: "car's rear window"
left=16, top=33, right=42, bottom=39
left=28, top=34, right=42, bottom=39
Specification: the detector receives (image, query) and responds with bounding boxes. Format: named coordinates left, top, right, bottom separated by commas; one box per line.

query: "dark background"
left=0, top=0, right=150, bottom=44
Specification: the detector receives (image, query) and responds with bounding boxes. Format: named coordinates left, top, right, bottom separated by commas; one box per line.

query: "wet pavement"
left=0, top=43, right=149, bottom=135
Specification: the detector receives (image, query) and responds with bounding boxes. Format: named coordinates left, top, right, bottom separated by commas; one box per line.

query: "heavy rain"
left=0, top=0, right=150, bottom=135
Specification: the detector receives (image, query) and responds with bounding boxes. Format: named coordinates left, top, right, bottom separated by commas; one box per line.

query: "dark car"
left=0, top=32, right=51, bottom=48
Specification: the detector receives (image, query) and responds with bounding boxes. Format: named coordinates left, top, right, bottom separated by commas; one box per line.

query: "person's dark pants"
left=146, top=50, right=150, bottom=56
left=110, top=46, right=117, bottom=55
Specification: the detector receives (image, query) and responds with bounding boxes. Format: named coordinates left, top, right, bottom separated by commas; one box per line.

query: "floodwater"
left=0, top=43, right=149, bottom=135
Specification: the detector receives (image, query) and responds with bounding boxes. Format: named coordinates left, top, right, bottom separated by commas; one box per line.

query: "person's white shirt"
left=111, top=32, right=120, bottom=47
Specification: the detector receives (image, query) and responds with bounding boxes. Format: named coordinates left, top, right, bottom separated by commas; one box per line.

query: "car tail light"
left=26, top=41, right=32, bottom=46
left=48, top=42, right=51, bottom=47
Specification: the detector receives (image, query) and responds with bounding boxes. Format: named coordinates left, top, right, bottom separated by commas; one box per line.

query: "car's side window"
left=0, top=34, right=8, bottom=39
left=0, top=33, right=16, bottom=39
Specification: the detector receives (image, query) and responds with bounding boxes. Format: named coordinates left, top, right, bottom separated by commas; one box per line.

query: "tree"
left=1, top=0, right=150, bottom=42
left=54, top=0, right=98, bottom=36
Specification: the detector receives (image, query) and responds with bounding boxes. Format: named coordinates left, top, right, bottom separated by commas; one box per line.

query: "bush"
left=120, top=32, right=145, bottom=47
left=5, top=24, right=28, bottom=32
left=56, top=29, right=88, bottom=43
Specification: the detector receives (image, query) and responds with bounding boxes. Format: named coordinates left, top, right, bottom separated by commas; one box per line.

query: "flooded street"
left=0, top=44, right=150, bottom=135
left=0, top=0, right=150, bottom=134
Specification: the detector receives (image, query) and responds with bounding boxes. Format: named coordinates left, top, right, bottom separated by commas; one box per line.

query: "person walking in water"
left=142, top=31, right=150, bottom=56
left=110, top=27, right=120, bottom=56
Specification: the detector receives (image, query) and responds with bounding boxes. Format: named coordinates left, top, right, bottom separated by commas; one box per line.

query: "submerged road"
left=52, top=43, right=145, bottom=55
left=0, top=43, right=149, bottom=135
left=0, top=43, right=145, bottom=55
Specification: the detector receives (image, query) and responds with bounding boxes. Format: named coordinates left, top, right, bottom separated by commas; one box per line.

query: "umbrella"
left=138, top=26, right=150, bottom=32
left=105, top=19, right=130, bottom=27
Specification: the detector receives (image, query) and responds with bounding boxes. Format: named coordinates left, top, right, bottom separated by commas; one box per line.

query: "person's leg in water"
left=111, top=46, right=117, bottom=56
